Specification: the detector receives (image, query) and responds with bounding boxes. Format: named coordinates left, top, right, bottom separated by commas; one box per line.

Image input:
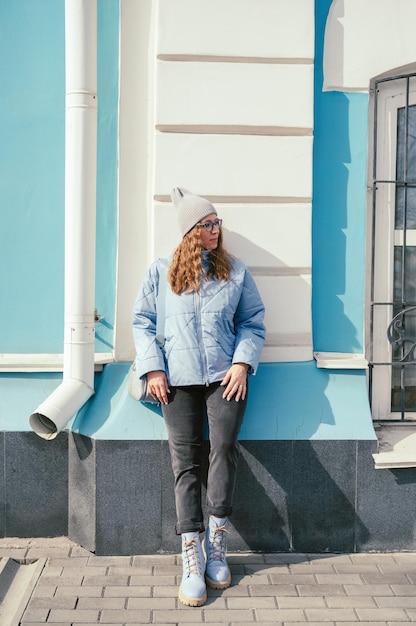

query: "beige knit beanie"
left=171, top=188, right=217, bottom=237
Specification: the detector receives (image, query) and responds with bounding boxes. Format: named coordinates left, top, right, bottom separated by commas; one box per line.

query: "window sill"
left=372, top=424, right=416, bottom=469
left=314, top=352, right=368, bottom=369
left=0, top=353, right=114, bottom=372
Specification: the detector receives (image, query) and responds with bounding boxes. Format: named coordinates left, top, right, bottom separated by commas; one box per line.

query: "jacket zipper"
left=195, top=290, right=209, bottom=385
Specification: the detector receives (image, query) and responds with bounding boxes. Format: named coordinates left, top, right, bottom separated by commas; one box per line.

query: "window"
left=369, top=71, right=416, bottom=421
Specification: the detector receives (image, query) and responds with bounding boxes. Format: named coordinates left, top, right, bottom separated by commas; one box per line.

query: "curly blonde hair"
left=168, top=226, right=233, bottom=294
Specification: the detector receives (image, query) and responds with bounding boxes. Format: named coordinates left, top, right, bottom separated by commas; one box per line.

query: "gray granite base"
left=0, top=432, right=68, bottom=538
left=1, top=433, right=416, bottom=554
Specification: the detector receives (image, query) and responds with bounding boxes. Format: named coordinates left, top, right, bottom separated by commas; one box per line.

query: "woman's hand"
left=147, top=370, right=170, bottom=404
left=221, top=363, right=249, bottom=402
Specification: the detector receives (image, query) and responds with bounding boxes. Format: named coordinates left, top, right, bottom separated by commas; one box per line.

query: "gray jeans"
left=162, top=382, right=247, bottom=535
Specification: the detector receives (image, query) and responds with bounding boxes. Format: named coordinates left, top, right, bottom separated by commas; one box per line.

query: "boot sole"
left=205, top=572, right=232, bottom=590
left=178, top=586, right=207, bottom=607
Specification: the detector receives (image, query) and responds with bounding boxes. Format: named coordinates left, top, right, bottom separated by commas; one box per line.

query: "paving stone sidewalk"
left=0, top=537, right=416, bottom=625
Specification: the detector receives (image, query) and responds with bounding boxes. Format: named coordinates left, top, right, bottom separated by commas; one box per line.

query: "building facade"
left=1, top=0, right=416, bottom=554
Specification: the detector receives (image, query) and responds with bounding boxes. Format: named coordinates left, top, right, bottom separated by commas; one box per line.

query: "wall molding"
left=156, top=124, right=312, bottom=137
left=157, top=54, right=313, bottom=65
left=249, top=266, right=311, bottom=277
left=154, top=195, right=312, bottom=204
left=314, top=352, right=368, bottom=369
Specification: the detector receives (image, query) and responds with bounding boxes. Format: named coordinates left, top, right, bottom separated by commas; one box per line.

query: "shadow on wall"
left=71, top=363, right=164, bottom=439
left=314, top=0, right=365, bottom=354
left=199, top=366, right=371, bottom=553
left=240, top=362, right=335, bottom=441
left=228, top=440, right=370, bottom=553
left=222, top=228, right=300, bottom=270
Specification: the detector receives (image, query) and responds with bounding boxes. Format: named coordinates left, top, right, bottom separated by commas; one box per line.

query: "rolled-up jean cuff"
left=206, top=506, right=233, bottom=518
left=176, top=521, right=205, bottom=535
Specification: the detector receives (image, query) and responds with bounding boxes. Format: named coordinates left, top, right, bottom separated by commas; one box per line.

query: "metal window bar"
left=369, top=72, right=416, bottom=422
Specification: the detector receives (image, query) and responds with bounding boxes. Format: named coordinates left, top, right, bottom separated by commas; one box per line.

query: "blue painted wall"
left=69, top=362, right=375, bottom=441
left=312, top=0, right=369, bottom=354
left=95, top=1, right=119, bottom=353
left=0, top=0, right=65, bottom=352
left=0, top=0, right=118, bottom=354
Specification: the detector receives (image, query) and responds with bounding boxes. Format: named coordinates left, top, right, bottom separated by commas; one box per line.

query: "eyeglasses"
left=198, top=219, right=223, bottom=232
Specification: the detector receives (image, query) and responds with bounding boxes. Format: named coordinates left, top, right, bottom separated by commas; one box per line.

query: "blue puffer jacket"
left=132, top=253, right=266, bottom=386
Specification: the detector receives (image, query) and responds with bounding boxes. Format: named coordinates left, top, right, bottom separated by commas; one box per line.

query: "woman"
left=132, top=188, right=265, bottom=607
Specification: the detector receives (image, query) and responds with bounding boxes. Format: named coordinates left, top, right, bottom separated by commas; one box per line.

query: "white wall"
left=324, top=0, right=416, bottom=92
left=118, top=0, right=315, bottom=362
left=116, top=0, right=156, bottom=360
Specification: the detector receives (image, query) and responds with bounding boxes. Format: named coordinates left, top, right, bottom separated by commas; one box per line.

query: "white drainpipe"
left=30, top=0, right=97, bottom=440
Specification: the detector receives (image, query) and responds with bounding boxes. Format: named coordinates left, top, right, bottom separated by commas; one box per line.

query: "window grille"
left=369, top=72, right=416, bottom=422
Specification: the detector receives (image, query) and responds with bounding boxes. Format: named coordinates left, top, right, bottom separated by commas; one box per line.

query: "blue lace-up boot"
left=179, top=532, right=207, bottom=607
left=205, top=516, right=232, bottom=590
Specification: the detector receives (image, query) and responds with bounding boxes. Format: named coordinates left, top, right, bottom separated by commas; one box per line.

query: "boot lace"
left=183, top=537, right=203, bottom=577
left=208, top=525, right=229, bottom=562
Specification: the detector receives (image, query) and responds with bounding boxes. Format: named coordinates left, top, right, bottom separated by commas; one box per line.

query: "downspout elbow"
left=30, top=378, right=94, bottom=440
